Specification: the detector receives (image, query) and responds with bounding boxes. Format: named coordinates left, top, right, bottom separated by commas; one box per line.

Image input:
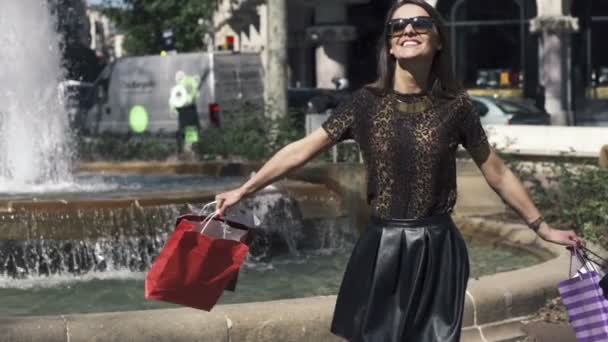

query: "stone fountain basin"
left=0, top=216, right=579, bottom=342
left=0, top=179, right=344, bottom=241
left=0, top=170, right=346, bottom=277
left=0, top=160, right=585, bottom=341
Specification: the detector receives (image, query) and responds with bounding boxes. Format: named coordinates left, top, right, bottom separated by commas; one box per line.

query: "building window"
left=573, top=0, right=608, bottom=104
left=437, top=0, right=537, bottom=97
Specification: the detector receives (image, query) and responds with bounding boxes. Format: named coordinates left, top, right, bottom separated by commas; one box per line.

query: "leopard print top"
left=322, top=87, right=491, bottom=219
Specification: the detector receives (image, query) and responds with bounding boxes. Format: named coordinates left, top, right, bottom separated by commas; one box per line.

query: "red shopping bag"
left=145, top=212, right=253, bottom=311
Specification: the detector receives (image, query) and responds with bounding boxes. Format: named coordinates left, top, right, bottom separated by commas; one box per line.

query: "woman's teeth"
left=402, top=41, right=420, bottom=47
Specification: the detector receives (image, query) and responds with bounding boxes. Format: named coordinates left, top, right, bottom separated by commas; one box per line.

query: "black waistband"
left=370, top=213, right=452, bottom=228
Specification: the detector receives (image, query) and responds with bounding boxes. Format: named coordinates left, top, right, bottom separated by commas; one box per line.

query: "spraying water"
left=0, top=0, right=73, bottom=192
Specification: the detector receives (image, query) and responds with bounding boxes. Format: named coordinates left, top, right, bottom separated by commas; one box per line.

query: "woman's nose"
left=403, top=23, right=416, bottom=35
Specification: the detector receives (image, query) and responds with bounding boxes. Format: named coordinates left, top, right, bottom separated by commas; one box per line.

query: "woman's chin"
left=396, top=53, right=432, bottom=62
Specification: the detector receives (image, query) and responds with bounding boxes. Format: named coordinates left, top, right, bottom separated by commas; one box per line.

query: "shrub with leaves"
left=77, top=134, right=176, bottom=161
left=195, top=107, right=305, bottom=161
left=508, top=158, right=608, bottom=248
left=76, top=107, right=362, bottom=164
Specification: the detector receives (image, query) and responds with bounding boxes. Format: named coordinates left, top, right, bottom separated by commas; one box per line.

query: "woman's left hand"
left=537, top=223, right=585, bottom=247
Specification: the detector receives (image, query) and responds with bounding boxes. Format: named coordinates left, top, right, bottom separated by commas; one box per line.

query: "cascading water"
left=0, top=187, right=353, bottom=279
left=0, top=0, right=73, bottom=192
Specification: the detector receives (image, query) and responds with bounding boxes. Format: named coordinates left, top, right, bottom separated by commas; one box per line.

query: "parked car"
left=288, top=88, right=351, bottom=115
left=288, top=87, right=352, bottom=132
left=471, top=96, right=551, bottom=125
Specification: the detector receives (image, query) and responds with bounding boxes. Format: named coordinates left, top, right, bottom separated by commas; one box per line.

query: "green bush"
left=76, top=134, right=176, bottom=161
left=195, top=108, right=365, bottom=163
left=195, top=108, right=305, bottom=161
left=75, top=108, right=361, bottom=163
left=509, top=159, right=608, bottom=248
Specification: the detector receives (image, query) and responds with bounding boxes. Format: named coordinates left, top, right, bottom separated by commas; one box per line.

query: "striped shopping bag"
left=558, top=249, right=608, bottom=342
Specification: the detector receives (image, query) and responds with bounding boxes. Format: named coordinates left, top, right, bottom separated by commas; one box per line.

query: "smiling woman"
left=211, top=1, right=583, bottom=341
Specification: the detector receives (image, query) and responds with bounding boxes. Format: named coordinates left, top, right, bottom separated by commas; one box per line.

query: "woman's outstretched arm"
left=215, top=127, right=335, bottom=215
left=477, top=149, right=584, bottom=247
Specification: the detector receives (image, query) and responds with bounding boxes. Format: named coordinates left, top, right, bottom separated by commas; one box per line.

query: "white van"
left=82, top=51, right=265, bottom=135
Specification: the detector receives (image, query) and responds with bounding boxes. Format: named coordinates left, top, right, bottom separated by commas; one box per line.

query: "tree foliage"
left=102, top=0, right=216, bottom=56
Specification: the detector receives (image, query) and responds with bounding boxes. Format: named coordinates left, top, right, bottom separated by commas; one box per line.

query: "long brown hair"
left=372, top=0, right=461, bottom=98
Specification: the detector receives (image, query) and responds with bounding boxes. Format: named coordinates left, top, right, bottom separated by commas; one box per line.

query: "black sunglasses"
left=387, top=16, right=435, bottom=37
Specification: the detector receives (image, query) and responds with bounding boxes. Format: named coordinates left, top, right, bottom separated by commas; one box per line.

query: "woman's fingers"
left=214, top=189, right=243, bottom=217
left=217, top=202, right=225, bottom=217
left=215, top=195, right=226, bottom=216
left=573, top=234, right=586, bottom=247
left=566, top=230, right=585, bottom=247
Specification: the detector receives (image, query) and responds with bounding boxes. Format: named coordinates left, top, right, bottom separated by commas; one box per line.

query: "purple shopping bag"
left=558, top=248, right=608, bottom=342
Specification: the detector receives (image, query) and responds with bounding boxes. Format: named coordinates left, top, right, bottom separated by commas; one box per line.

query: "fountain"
left=0, top=0, right=73, bottom=192
left=0, top=0, right=351, bottom=278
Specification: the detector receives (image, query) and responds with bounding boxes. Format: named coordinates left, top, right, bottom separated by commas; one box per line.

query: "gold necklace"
left=394, top=95, right=433, bottom=113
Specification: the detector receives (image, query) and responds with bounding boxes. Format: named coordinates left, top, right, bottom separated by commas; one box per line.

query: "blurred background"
left=70, top=0, right=608, bottom=126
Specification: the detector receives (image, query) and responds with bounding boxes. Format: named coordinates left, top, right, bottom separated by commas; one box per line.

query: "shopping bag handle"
left=199, top=201, right=218, bottom=216
left=199, top=200, right=222, bottom=235
left=580, top=246, right=608, bottom=268
left=194, top=200, right=254, bottom=242
left=199, top=203, right=229, bottom=239
left=569, top=246, right=595, bottom=277
left=200, top=211, right=220, bottom=233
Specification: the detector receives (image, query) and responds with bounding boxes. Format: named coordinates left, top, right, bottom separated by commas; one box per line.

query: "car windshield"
left=493, top=99, right=543, bottom=115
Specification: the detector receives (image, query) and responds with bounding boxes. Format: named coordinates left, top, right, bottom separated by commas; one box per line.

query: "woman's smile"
left=400, top=39, right=421, bottom=47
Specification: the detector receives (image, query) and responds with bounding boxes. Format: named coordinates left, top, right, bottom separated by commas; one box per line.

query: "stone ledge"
left=0, top=217, right=581, bottom=342
left=457, top=216, right=568, bottom=327
left=463, top=317, right=529, bottom=342
left=213, top=297, right=342, bottom=342
left=0, top=316, right=66, bottom=342
left=0, top=182, right=344, bottom=241
left=63, top=308, right=228, bottom=342
left=0, top=181, right=338, bottom=213
left=74, top=161, right=262, bottom=177
left=0, top=298, right=341, bottom=342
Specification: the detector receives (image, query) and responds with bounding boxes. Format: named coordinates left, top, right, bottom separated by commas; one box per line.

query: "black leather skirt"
left=331, top=214, right=469, bottom=342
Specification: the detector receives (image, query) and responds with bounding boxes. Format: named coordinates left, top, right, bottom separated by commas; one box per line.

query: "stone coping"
left=0, top=180, right=333, bottom=213
left=0, top=181, right=345, bottom=241
left=75, top=160, right=263, bottom=176
left=0, top=216, right=581, bottom=342
left=455, top=216, right=570, bottom=341
left=0, top=160, right=355, bottom=214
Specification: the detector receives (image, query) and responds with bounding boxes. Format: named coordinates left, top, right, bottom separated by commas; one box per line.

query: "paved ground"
left=522, top=322, right=576, bottom=342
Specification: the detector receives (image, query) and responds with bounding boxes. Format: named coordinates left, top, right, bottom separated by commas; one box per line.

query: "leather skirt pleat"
left=331, top=214, right=469, bottom=342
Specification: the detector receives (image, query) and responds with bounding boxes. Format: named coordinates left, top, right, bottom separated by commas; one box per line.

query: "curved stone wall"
left=0, top=216, right=578, bottom=342
left=0, top=161, right=590, bottom=341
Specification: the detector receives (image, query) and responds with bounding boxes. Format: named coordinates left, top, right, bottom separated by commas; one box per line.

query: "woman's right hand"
left=215, top=188, right=246, bottom=217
